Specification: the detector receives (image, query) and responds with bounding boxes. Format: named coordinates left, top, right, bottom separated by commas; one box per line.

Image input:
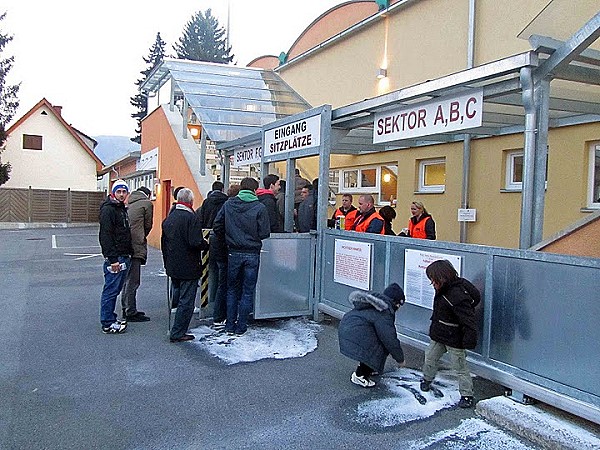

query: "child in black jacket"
left=420, top=259, right=480, bottom=408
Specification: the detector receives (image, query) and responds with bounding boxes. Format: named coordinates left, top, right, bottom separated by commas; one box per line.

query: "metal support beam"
left=284, top=159, right=295, bottom=232
left=199, top=126, right=207, bottom=176
left=534, top=11, right=600, bottom=82
left=182, top=97, right=188, bottom=139
left=531, top=78, right=550, bottom=246
left=460, top=135, right=471, bottom=243
left=520, top=67, right=536, bottom=249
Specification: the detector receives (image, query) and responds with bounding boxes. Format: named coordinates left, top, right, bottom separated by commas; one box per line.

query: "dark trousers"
left=210, top=258, right=228, bottom=322
left=170, top=278, right=199, bottom=339
left=356, top=362, right=375, bottom=378
left=121, top=257, right=142, bottom=316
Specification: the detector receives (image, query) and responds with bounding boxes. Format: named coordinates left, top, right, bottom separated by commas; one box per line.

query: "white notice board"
left=334, top=239, right=372, bottom=290
left=403, top=249, right=462, bottom=309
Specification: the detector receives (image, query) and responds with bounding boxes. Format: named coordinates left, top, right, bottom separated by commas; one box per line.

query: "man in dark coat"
left=98, top=179, right=134, bottom=334
left=338, top=283, right=406, bottom=387
left=195, top=181, right=229, bottom=328
left=256, top=174, right=283, bottom=233
left=121, top=186, right=153, bottom=322
left=161, top=188, right=208, bottom=342
left=297, top=185, right=316, bottom=232
left=213, top=177, right=270, bottom=335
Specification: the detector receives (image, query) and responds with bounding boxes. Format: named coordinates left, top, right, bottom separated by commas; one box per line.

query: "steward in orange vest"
left=351, top=194, right=385, bottom=234
left=331, top=194, right=358, bottom=230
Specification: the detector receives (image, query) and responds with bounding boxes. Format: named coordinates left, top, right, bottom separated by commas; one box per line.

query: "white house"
left=2, top=98, right=103, bottom=191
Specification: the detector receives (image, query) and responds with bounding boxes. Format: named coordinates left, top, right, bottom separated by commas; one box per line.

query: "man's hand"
left=110, top=262, right=121, bottom=273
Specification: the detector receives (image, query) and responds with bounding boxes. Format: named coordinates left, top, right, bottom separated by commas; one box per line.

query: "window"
left=418, top=158, right=445, bottom=193
left=339, top=165, right=398, bottom=204
left=504, top=149, right=548, bottom=191
left=588, top=143, right=600, bottom=207
left=505, top=151, right=524, bottom=190
left=23, top=134, right=43, bottom=150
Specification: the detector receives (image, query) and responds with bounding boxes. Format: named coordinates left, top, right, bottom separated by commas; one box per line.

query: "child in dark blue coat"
left=338, top=283, right=406, bottom=387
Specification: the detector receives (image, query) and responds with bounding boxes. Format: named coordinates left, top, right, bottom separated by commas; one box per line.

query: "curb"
left=476, top=396, right=600, bottom=449
left=0, top=222, right=98, bottom=230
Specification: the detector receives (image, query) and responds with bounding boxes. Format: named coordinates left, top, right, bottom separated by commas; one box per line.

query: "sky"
left=1, top=0, right=343, bottom=138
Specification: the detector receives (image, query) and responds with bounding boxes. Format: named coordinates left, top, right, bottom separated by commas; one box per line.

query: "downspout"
left=460, top=0, right=476, bottom=243
left=520, top=67, right=536, bottom=249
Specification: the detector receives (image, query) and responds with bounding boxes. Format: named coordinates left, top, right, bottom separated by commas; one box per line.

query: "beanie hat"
left=382, top=283, right=405, bottom=307
left=137, top=186, right=151, bottom=197
left=112, top=179, right=129, bottom=195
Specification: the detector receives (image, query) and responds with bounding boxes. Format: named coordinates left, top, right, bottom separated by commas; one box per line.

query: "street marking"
left=52, top=235, right=57, bottom=249
left=64, top=253, right=102, bottom=260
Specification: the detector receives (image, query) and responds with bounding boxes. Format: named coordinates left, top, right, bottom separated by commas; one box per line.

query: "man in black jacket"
left=161, top=188, right=208, bottom=342
left=99, top=179, right=134, bottom=334
left=213, top=177, right=270, bottom=335
left=256, top=174, right=283, bottom=233
left=195, top=181, right=229, bottom=327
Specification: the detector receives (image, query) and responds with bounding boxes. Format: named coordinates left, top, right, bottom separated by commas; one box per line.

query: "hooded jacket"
left=99, top=196, right=133, bottom=264
left=256, top=188, right=283, bottom=233
left=213, top=190, right=271, bottom=254
left=429, top=278, right=480, bottom=349
left=338, top=290, right=405, bottom=372
left=195, top=190, right=228, bottom=229
left=126, top=190, right=153, bottom=263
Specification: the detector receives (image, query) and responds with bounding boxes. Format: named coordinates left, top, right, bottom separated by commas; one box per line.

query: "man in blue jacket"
left=161, top=188, right=208, bottom=342
left=213, top=178, right=270, bottom=335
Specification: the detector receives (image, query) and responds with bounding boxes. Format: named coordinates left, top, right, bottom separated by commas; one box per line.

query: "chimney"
left=53, top=105, right=62, bottom=116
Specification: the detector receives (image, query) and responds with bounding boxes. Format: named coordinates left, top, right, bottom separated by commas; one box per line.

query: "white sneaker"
left=102, top=321, right=127, bottom=334
left=351, top=372, right=375, bottom=388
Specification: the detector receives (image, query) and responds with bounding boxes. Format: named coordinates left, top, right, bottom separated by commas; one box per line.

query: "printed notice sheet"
left=334, top=239, right=372, bottom=290
left=404, top=249, right=462, bottom=309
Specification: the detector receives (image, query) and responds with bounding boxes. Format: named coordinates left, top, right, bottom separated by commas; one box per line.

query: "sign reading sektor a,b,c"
left=373, top=89, right=483, bottom=144
left=264, top=114, right=321, bottom=157
left=233, top=145, right=261, bottom=168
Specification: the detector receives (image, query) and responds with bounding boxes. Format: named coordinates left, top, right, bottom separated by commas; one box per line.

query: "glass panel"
left=512, top=155, right=524, bottom=183
left=361, top=168, right=377, bottom=188
left=424, top=163, right=445, bottom=186
left=380, top=165, right=398, bottom=203
left=343, top=170, right=358, bottom=188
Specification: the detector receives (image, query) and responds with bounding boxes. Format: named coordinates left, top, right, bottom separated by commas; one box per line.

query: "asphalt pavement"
left=0, top=225, right=587, bottom=449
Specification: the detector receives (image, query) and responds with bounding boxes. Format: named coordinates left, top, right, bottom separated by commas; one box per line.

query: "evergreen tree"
left=173, top=9, right=233, bottom=63
left=0, top=12, right=20, bottom=186
left=130, top=32, right=166, bottom=143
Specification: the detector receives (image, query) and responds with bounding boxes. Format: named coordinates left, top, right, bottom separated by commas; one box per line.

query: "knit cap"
left=112, top=179, right=129, bottom=194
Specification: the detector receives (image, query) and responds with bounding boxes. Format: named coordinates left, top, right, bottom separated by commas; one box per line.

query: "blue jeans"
left=100, top=256, right=131, bottom=327
left=170, top=278, right=199, bottom=339
left=225, top=252, right=260, bottom=333
left=211, top=259, right=228, bottom=322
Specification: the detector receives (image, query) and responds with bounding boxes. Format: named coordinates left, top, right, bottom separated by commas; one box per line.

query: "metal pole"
left=285, top=159, right=295, bottom=232
left=460, top=135, right=471, bottom=243
left=531, top=78, right=550, bottom=246
left=519, top=67, right=536, bottom=249
left=199, top=127, right=207, bottom=176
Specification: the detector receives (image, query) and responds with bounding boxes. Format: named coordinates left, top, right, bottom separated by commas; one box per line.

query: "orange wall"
left=141, top=106, right=205, bottom=248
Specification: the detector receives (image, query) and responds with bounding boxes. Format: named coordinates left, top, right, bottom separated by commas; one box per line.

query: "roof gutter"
left=276, top=0, right=419, bottom=72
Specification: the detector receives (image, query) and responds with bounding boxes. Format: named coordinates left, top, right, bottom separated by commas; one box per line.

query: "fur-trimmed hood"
left=349, top=290, right=393, bottom=312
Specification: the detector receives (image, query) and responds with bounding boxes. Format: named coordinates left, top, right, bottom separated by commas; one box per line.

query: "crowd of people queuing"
left=98, top=175, right=477, bottom=408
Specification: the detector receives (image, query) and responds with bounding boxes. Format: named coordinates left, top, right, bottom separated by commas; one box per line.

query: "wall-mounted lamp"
left=187, top=124, right=201, bottom=139
left=376, top=68, right=388, bottom=79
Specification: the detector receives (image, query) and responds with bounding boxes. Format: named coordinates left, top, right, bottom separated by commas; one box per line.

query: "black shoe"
left=170, top=334, right=195, bottom=343
left=458, top=396, right=474, bottom=408
left=420, top=379, right=432, bottom=392
left=125, top=313, right=150, bottom=322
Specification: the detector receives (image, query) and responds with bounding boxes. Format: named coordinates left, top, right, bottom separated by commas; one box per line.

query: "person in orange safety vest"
left=331, top=194, right=358, bottom=230
left=399, top=201, right=436, bottom=239
left=351, top=195, right=385, bottom=234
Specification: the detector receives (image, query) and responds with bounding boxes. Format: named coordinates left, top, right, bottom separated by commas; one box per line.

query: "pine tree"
left=130, top=32, right=166, bottom=143
left=173, top=9, right=233, bottom=63
left=0, top=12, right=20, bottom=186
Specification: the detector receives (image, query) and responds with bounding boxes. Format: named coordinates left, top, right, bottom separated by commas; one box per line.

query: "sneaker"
left=102, top=322, right=127, bottom=334
left=420, top=379, right=432, bottom=392
left=351, top=372, right=376, bottom=388
left=458, top=396, right=474, bottom=408
left=212, top=320, right=226, bottom=330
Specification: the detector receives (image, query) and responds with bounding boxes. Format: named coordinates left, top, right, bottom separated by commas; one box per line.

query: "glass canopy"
left=141, top=59, right=311, bottom=143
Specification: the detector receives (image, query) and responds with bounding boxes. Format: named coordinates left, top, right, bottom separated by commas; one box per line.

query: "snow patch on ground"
left=403, top=418, right=536, bottom=449
left=189, top=318, right=321, bottom=365
left=355, top=368, right=461, bottom=427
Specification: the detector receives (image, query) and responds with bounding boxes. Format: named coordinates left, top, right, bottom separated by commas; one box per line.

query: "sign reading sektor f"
left=373, top=89, right=483, bottom=143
